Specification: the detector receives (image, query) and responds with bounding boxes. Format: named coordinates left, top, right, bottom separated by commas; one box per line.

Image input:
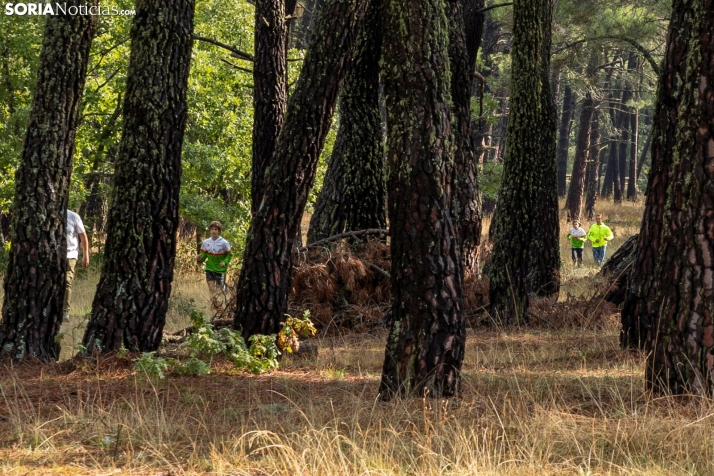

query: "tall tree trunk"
left=627, top=58, right=640, bottom=200
left=251, top=0, right=287, bottom=216
left=584, top=105, right=602, bottom=220
left=234, top=0, right=370, bottom=339
left=307, top=0, right=385, bottom=243
left=82, top=0, right=195, bottom=353
left=0, top=2, right=96, bottom=362
left=487, top=0, right=559, bottom=322
left=448, top=0, right=482, bottom=272
left=622, top=0, right=714, bottom=394
left=636, top=120, right=653, bottom=180
left=565, top=93, right=595, bottom=220
left=620, top=1, right=698, bottom=349
left=557, top=85, right=575, bottom=197
left=615, top=57, right=635, bottom=203
left=378, top=0, right=463, bottom=400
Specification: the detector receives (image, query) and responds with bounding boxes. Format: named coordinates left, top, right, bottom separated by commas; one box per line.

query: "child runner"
left=567, top=219, right=587, bottom=267
left=197, top=221, right=233, bottom=294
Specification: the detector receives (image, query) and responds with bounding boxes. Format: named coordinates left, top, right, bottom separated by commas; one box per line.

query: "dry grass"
left=2, top=324, right=713, bottom=475
left=3, top=199, right=691, bottom=475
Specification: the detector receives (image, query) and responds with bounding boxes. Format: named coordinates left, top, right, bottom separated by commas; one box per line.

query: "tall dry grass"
left=1, top=326, right=712, bottom=475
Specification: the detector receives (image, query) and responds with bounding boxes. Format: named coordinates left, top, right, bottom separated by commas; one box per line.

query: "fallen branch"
left=299, top=228, right=388, bottom=252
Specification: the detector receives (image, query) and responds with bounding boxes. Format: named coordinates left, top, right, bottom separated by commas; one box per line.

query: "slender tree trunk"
left=448, top=0, right=482, bottom=272
left=0, top=2, right=97, bottom=362
left=557, top=85, right=575, bottom=197
left=251, top=0, right=287, bottom=216
left=636, top=125, right=653, bottom=180
left=307, top=0, right=385, bottom=242
left=565, top=93, right=595, bottom=220
left=584, top=105, right=602, bottom=220
left=627, top=59, right=640, bottom=200
left=487, top=0, right=559, bottom=322
left=622, top=0, right=714, bottom=395
left=234, top=0, right=370, bottom=339
left=378, top=0, right=464, bottom=400
left=82, top=0, right=195, bottom=353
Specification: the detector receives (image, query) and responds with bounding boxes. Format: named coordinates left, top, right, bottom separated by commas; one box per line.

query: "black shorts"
left=205, top=271, right=226, bottom=287
left=571, top=247, right=584, bottom=262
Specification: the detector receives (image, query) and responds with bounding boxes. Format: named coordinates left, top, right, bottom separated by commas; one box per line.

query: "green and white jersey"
left=199, top=236, right=233, bottom=273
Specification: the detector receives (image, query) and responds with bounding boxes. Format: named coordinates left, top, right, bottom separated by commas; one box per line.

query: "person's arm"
left=197, top=248, right=208, bottom=264
left=220, top=246, right=233, bottom=268
left=79, top=232, right=90, bottom=267
left=605, top=227, right=614, bottom=242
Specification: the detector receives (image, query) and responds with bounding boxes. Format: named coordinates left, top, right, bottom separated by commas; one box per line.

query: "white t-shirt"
left=66, top=210, right=86, bottom=259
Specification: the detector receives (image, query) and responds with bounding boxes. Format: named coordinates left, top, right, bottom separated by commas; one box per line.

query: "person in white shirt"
left=64, top=210, right=89, bottom=322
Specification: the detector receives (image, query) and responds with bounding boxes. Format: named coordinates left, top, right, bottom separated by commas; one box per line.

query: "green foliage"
left=479, top=161, right=504, bottom=203
left=277, top=310, right=318, bottom=353
left=133, top=304, right=316, bottom=379
left=133, top=352, right=171, bottom=380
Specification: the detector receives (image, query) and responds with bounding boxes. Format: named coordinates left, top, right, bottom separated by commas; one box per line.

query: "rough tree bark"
left=251, top=0, right=287, bottom=216
left=307, top=0, right=385, bottom=242
left=378, top=0, right=464, bottom=400
left=621, top=0, right=714, bottom=396
left=234, top=0, right=370, bottom=339
left=565, top=92, right=595, bottom=220
left=0, top=2, right=97, bottom=362
left=82, top=0, right=195, bottom=353
left=557, top=85, right=575, bottom=197
left=487, top=0, right=559, bottom=322
left=448, top=0, right=483, bottom=272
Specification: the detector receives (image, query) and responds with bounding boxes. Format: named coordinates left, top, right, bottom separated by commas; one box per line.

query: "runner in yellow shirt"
left=586, top=214, right=614, bottom=266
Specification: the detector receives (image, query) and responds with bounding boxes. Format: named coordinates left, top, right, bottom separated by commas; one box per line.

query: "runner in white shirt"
left=64, top=210, right=90, bottom=322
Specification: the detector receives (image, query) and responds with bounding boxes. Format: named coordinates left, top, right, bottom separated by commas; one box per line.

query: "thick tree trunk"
left=251, top=0, right=288, bottom=216
left=448, top=0, right=482, bottom=272
left=557, top=85, right=575, bottom=197
left=378, top=0, right=464, bottom=400
left=82, top=0, right=195, bottom=353
left=307, top=0, right=385, bottom=243
left=621, top=0, right=714, bottom=395
left=487, top=0, right=559, bottom=322
left=565, top=93, right=595, bottom=220
left=584, top=105, right=602, bottom=220
left=0, top=3, right=96, bottom=362
left=234, top=0, right=370, bottom=339
left=627, top=60, right=640, bottom=200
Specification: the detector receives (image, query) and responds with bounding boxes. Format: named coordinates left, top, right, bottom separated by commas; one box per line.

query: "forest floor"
left=4, top=201, right=703, bottom=475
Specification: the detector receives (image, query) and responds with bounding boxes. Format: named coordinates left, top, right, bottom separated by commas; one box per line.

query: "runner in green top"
left=197, top=221, right=233, bottom=293
left=586, top=214, right=614, bottom=266
left=566, top=219, right=587, bottom=267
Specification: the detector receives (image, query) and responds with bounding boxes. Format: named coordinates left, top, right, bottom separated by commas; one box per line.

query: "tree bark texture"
left=584, top=105, right=602, bottom=220
left=378, top=0, right=464, bottom=400
left=448, top=0, right=482, bottom=272
left=636, top=126, right=653, bottom=180
left=621, top=0, right=714, bottom=396
left=251, top=0, right=287, bottom=216
left=82, top=0, right=195, bottom=353
left=487, top=0, right=559, bottom=323
left=0, top=3, right=96, bottom=362
left=565, top=93, right=595, bottom=220
left=307, top=0, right=386, bottom=243
left=557, top=85, right=575, bottom=197
left=234, top=0, right=370, bottom=339
left=627, top=58, right=640, bottom=200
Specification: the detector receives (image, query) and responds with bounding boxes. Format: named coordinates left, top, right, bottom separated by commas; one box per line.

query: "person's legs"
left=575, top=248, right=583, bottom=266
left=599, top=246, right=607, bottom=265
left=63, top=258, right=77, bottom=321
left=571, top=248, right=577, bottom=265
left=592, top=247, right=605, bottom=265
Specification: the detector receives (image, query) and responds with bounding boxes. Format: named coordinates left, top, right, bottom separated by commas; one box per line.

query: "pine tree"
left=620, top=0, right=714, bottom=395
left=234, top=0, right=370, bottom=339
left=378, top=0, right=464, bottom=399
left=0, top=1, right=97, bottom=362
left=82, top=0, right=195, bottom=353
left=487, top=0, right=559, bottom=322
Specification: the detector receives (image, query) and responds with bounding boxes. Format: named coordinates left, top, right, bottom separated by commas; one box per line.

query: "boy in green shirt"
left=197, top=221, right=233, bottom=293
left=567, top=219, right=587, bottom=267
